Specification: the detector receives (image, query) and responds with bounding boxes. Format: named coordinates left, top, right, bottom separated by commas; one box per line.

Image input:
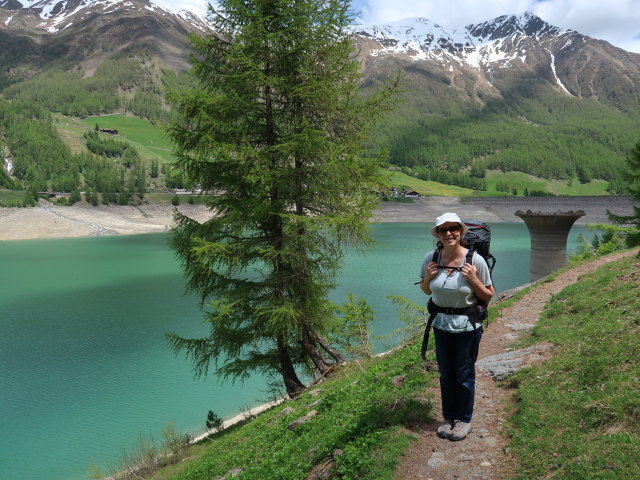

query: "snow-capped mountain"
left=0, top=0, right=210, bottom=72
left=354, top=13, right=566, bottom=67
left=353, top=12, right=640, bottom=112
left=1, top=2, right=639, bottom=114
left=0, top=0, right=208, bottom=32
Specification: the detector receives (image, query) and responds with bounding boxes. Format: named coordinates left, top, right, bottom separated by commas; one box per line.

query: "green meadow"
left=484, top=170, right=610, bottom=196
left=80, top=114, right=175, bottom=163
left=55, top=114, right=176, bottom=164
left=507, top=253, right=640, bottom=479
left=384, top=169, right=489, bottom=197
left=0, top=189, right=27, bottom=207
left=385, top=169, right=611, bottom=197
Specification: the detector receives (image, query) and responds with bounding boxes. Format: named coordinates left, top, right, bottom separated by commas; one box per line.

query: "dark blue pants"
left=433, top=327, right=482, bottom=423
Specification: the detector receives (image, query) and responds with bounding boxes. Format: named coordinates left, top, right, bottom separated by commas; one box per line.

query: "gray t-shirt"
left=419, top=249, right=493, bottom=332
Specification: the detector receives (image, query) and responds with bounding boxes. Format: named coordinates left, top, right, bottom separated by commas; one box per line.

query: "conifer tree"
left=609, top=139, right=640, bottom=246
left=166, top=0, right=396, bottom=397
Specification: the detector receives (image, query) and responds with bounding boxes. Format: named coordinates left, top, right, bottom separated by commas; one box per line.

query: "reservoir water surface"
left=0, top=222, right=590, bottom=480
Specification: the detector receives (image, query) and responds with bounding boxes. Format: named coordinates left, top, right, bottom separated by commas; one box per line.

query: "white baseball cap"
left=431, top=212, right=468, bottom=238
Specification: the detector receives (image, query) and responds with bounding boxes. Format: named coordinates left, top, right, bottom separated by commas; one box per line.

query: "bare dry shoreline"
left=0, top=195, right=636, bottom=241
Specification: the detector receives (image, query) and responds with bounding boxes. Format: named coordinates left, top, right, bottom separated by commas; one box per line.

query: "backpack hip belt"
left=420, top=299, right=488, bottom=360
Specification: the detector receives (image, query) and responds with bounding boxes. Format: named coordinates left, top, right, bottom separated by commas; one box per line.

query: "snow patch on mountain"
left=6, top=0, right=208, bottom=32
left=548, top=51, right=572, bottom=95
left=356, top=12, right=568, bottom=71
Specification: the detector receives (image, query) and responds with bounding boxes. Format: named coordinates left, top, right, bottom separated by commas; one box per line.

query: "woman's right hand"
left=420, top=261, right=438, bottom=294
left=425, top=261, right=439, bottom=281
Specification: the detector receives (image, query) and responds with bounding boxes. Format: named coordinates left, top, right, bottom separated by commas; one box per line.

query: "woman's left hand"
left=460, top=263, right=479, bottom=283
left=461, top=263, right=494, bottom=303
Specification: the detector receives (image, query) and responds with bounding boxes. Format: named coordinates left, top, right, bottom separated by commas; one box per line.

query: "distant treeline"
left=2, top=46, right=637, bottom=198
left=0, top=98, right=146, bottom=204
left=367, top=76, right=636, bottom=193
left=0, top=47, right=196, bottom=124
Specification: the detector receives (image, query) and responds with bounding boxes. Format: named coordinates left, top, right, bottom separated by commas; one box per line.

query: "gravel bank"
left=0, top=196, right=636, bottom=241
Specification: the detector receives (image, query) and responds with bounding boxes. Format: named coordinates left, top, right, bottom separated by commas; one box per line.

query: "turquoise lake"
left=0, top=222, right=590, bottom=480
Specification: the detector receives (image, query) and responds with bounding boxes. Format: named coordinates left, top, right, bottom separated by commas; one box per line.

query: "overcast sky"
left=349, top=0, right=640, bottom=53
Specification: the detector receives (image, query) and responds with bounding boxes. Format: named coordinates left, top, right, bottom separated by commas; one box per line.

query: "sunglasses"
left=436, top=224, right=462, bottom=234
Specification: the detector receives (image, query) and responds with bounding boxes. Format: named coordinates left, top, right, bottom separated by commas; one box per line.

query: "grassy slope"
left=386, top=169, right=610, bottom=197
left=484, top=171, right=610, bottom=196
left=385, top=169, right=483, bottom=197
left=54, top=114, right=176, bottom=163
left=0, top=190, right=25, bottom=205
left=121, top=252, right=640, bottom=480
left=508, top=253, right=640, bottom=479
left=81, top=114, right=176, bottom=163
left=125, top=345, right=435, bottom=480
left=55, top=115, right=89, bottom=155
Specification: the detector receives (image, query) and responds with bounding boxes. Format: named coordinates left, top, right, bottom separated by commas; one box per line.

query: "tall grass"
left=0, top=189, right=28, bottom=207
left=507, top=253, right=640, bottom=479
left=91, top=424, right=193, bottom=480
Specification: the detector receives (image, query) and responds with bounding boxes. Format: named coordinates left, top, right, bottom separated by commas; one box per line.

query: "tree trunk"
left=277, top=339, right=306, bottom=398
left=311, top=330, right=347, bottom=364
left=301, top=329, right=332, bottom=375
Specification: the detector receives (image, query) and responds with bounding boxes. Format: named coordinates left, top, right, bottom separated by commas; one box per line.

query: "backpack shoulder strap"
left=432, top=246, right=442, bottom=265
left=466, top=247, right=491, bottom=313
left=465, top=247, right=474, bottom=265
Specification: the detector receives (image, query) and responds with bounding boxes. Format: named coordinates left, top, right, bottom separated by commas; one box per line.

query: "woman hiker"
left=419, top=212, right=495, bottom=441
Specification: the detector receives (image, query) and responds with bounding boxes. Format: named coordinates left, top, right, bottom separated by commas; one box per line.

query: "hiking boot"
left=448, top=420, right=472, bottom=441
left=436, top=420, right=453, bottom=439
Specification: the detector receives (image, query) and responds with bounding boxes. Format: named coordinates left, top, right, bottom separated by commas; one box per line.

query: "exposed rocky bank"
left=0, top=196, right=636, bottom=241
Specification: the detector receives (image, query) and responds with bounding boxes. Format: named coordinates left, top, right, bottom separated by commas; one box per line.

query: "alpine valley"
left=1, top=1, right=639, bottom=200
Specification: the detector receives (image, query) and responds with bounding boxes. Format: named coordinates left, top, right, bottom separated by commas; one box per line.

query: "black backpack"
left=461, top=219, right=495, bottom=275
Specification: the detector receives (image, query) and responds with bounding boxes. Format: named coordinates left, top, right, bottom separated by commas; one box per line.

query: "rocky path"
left=394, top=248, right=640, bottom=480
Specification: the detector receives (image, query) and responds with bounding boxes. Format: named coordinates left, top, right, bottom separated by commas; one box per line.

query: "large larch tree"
left=166, top=0, right=397, bottom=397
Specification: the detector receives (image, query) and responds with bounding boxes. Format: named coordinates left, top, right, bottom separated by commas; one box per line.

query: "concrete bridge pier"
left=515, top=210, right=585, bottom=282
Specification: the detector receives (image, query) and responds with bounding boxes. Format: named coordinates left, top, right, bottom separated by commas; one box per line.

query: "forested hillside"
left=0, top=47, right=198, bottom=205
left=0, top=99, right=153, bottom=206
left=1, top=46, right=192, bottom=121
left=366, top=73, right=636, bottom=194
left=1, top=4, right=639, bottom=203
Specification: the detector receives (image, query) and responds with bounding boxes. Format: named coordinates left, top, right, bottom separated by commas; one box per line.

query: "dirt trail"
left=395, top=248, right=639, bottom=480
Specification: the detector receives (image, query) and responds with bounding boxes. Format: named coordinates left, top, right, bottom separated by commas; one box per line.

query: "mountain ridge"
left=354, top=11, right=640, bottom=109
left=0, top=0, right=209, bottom=75
left=1, top=0, right=207, bottom=33
left=1, top=4, right=639, bottom=196
left=3, top=3, right=639, bottom=104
